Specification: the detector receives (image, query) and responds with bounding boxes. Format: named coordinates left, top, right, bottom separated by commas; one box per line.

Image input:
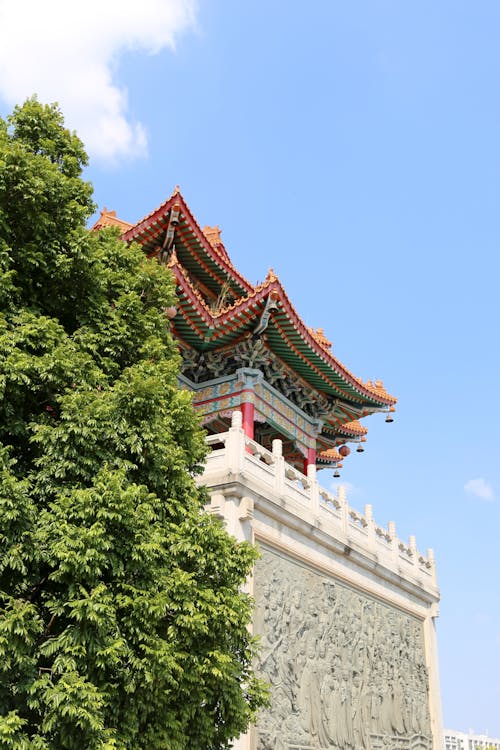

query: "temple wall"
left=199, top=413, right=443, bottom=750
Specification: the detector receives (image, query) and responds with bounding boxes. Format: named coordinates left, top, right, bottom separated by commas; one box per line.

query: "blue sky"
left=1, top=0, right=499, bottom=737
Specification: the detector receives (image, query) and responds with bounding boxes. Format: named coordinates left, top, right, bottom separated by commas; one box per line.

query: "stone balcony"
left=199, top=411, right=438, bottom=601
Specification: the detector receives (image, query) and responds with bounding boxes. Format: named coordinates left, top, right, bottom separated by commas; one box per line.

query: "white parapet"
left=202, top=415, right=438, bottom=597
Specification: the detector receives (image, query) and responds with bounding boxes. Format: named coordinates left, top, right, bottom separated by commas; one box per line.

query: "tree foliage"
left=0, top=98, right=267, bottom=749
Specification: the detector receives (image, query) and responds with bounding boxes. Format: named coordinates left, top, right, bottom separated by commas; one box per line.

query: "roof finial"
left=203, top=225, right=222, bottom=246
left=266, top=267, right=277, bottom=281
left=308, top=327, right=332, bottom=350
left=173, top=184, right=180, bottom=195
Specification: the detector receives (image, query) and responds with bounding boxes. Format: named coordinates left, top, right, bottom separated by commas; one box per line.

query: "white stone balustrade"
left=200, top=411, right=438, bottom=593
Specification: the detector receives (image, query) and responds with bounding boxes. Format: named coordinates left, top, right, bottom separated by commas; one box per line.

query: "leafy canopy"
left=0, top=98, right=267, bottom=750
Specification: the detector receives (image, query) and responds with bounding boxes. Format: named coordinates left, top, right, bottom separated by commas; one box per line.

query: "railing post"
left=338, top=485, right=348, bottom=537
left=427, top=548, right=437, bottom=586
left=364, top=503, right=375, bottom=553
left=307, top=464, right=320, bottom=516
left=388, top=521, right=398, bottom=565
left=409, top=535, right=418, bottom=568
left=272, top=438, right=285, bottom=498
left=228, top=411, right=245, bottom=474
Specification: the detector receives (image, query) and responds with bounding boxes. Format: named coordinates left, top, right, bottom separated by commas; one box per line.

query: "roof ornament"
left=266, top=267, right=278, bottom=282
left=309, top=327, right=333, bottom=350
left=385, top=406, right=395, bottom=423
left=203, top=225, right=222, bottom=246
left=253, top=293, right=279, bottom=337
left=159, top=205, right=180, bottom=264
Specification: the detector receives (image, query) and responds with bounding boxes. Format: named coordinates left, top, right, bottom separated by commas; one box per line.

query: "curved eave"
left=269, top=280, right=396, bottom=407
left=171, top=270, right=395, bottom=413
left=248, top=279, right=396, bottom=408
left=336, top=420, right=368, bottom=437
left=317, top=448, right=343, bottom=466
left=122, top=192, right=252, bottom=299
left=321, top=419, right=368, bottom=438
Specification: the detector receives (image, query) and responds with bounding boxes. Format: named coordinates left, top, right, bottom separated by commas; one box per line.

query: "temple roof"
left=98, top=188, right=396, bottom=461
left=91, top=208, right=133, bottom=232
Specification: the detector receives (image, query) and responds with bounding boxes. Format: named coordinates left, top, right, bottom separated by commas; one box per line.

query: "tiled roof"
left=317, top=447, right=343, bottom=464
left=337, top=420, right=368, bottom=437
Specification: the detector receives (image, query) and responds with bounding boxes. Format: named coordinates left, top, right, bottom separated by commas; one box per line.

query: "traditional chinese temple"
left=94, top=188, right=396, bottom=477
left=94, top=190, right=443, bottom=750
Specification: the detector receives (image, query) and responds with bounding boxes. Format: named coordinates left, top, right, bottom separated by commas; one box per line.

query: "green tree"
left=0, top=98, right=267, bottom=750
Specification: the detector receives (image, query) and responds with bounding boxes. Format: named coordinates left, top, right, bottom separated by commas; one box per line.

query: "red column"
left=303, top=447, right=317, bottom=475
left=241, top=402, right=255, bottom=440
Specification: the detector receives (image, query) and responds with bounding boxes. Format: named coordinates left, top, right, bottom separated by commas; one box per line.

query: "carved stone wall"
left=254, top=547, right=432, bottom=750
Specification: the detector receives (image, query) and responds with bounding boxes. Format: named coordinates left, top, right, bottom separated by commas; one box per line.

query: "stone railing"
left=203, top=412, right=437, bottom=592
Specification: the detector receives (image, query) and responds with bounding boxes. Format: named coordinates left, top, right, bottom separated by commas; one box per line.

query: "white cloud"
left=0, top=0, right=197, bottom=161
left=464, top=477, right=495, bottom=502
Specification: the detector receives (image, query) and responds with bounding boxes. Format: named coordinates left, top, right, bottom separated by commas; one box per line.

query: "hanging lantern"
left=338, top=445, right=350, bottom=457
left=164, top=306, right=178, bottom=320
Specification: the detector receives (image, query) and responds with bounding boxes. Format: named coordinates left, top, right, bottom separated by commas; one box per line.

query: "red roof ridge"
left=171, top=261, right=215, bottom=323
left=211, top=277, right=276, bottom=319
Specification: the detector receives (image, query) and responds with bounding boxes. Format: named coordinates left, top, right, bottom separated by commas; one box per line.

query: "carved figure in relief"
left=336, top=671, right=354, bottom=750
left=365, top=676, right=380, bottom=737
left=321, top=665, right=339, bottom=747
left=352, top=672, right=371, bottom=749
left=287, top=587, right=306, bottom=639
left=298, top=638, right=330, bottom=748
left=275, top=637, right=299, bottom=713
left=392, top=670, right=407, bottom=735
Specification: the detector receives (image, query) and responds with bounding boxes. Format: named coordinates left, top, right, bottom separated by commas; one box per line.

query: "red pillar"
left=303, top=447, right=317, bottom=475
left=241, top=402, right=255, bottom=440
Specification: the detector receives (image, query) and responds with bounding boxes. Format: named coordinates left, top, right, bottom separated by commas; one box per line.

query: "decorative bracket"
left=159, top=206, right=180, bottom=264
left=253, top=294, right=279, bottom=337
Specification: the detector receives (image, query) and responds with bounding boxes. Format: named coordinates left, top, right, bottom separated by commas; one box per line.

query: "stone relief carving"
left=254, top=549, right=432, bottom=750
